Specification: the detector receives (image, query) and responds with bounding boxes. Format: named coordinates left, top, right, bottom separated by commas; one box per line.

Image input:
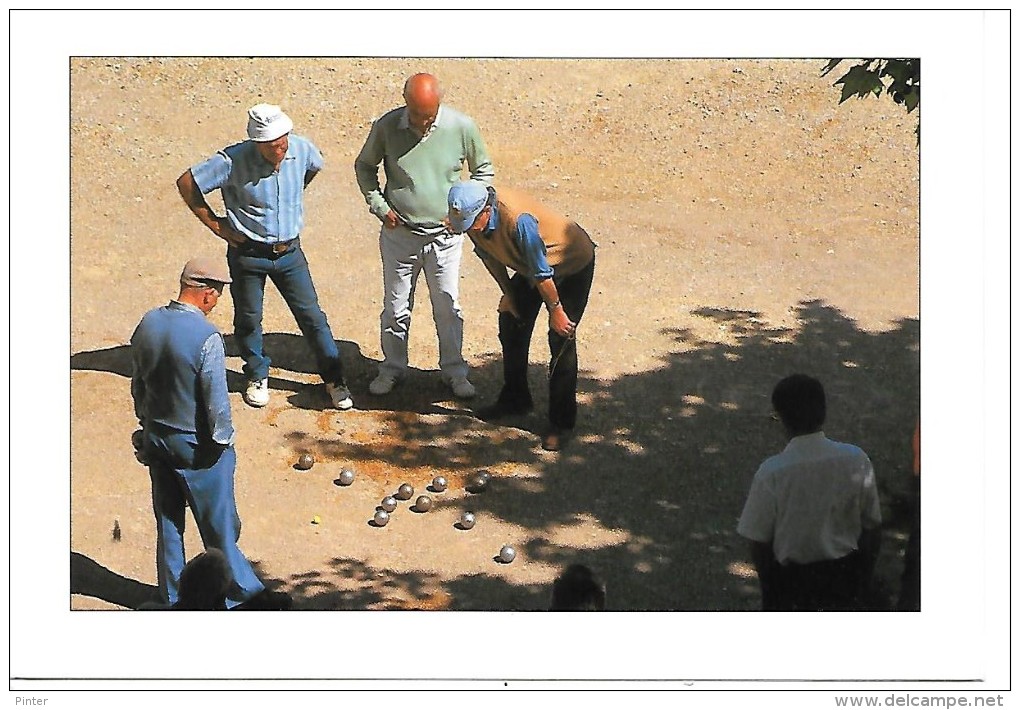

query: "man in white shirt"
left=737, top=374, right=882, bottom=610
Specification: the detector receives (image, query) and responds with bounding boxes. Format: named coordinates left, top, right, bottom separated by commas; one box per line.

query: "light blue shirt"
left=478, top=206, right=554, bottom=281
left=191, top=134, right=323, bottom=243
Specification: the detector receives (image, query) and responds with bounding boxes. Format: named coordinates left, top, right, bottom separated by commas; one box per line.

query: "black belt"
left=238, top=237, right=299, bottom=258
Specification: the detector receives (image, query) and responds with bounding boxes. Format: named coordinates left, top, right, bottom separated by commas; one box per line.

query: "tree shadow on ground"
left=71, top=300, right=919, bottom=612
left=255, top=299, right=919, bottom=611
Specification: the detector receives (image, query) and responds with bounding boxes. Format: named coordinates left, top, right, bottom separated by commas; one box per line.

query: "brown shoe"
left=542, top=427, right=571, bottom=452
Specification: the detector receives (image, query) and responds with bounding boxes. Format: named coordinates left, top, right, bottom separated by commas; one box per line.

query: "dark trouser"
left=226, top=240, right=344, bottom=384
left=761, top=550, right=867, bottom=611
left=898, top=477, right=921, bottom=610
left=496, top=257, right=595, bottom=430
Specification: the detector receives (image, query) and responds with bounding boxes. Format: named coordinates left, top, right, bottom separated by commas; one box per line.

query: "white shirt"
left=737, top=431, right=882, bottom=565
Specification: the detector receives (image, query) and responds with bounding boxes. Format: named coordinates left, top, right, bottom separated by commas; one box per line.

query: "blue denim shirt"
left=131, top=301, right=235, bottom=446
left=190, top=134, right=324, bottom=243
left=477, top=206, right=554, bottom=281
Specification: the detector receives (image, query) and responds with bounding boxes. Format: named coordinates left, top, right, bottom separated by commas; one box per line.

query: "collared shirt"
left=190, top=134, right=323, bottom=243
left=737, top=431, right=882, bottom=565
left=478, top=204, right=554, bottom=281
left=131, top=300, right=235, bottom=446
left=355, top=104, right=494, bottom=236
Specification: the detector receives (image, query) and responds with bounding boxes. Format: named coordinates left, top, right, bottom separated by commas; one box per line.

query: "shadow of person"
left=70, top=345, right=133, bottom=378
left=71, top=551, right=159, bottom=609
left=71, top=335, right=373, bottom=391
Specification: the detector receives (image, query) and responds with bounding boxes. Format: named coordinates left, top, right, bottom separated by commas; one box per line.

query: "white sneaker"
left=449, top=376, right=476, bottom=399
left=326, top=381, right=353, bottom=410
left=369, top=373, right=398, bottom=396
left=244, top=378, right=270, bottom=408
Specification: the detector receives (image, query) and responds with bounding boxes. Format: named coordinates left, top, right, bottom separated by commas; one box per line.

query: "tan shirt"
left=468, top=187, right=596, bottom=281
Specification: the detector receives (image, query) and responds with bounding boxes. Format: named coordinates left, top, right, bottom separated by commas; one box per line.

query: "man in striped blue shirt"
left=177, top=104, right=351, bottom=410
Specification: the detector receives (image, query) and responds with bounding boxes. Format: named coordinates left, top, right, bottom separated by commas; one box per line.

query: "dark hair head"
left=175, top=548, right=231, bottom=610
left=550, top=564, right=606, bottom=611
left=771, top=374, right=826, bottom=436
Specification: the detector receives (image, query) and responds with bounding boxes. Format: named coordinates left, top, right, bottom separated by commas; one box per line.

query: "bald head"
left=404, top=73, right=442, bottom=104
left=403, top=73, right=442, bottom=136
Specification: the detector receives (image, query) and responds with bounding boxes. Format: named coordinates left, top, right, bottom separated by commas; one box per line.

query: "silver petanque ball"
left=338, top=468, right=355, bottom=486
left=466, top=474, right=488, bottom=494
left=498, top=545, right=517, bottom=564
left=380, top=496, right=398, bottom=513
left=373, top=510, right=390, bottom=527
left=431, top=475, right=448, bottom=493
left=459, top=511, right=476, bottom=530
left=396, top=483, right=414, bottom=500
left=296, top=453, right=315, bottom=471
left=477, top=470, right=492, bottom=483
left=414, top=495, right=433, bottom=512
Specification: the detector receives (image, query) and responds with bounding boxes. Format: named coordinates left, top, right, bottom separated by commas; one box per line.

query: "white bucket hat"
left=246, top=103, right=293, bottom=142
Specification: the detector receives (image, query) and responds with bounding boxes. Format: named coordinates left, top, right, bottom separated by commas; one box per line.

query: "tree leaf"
left=835, top=65, right=885, bottom=103
left=821, top=59, right=844, bottom=76
left=903, top=87, right=920, bottom=113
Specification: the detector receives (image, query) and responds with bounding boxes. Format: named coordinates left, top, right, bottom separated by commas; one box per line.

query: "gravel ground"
left=68, top=57, right=919, bottom=614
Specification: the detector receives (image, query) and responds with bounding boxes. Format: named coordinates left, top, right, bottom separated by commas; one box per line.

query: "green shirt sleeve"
left=354, top=117, right=392, bottom=221
left=464, top=118, right=494, bottom=185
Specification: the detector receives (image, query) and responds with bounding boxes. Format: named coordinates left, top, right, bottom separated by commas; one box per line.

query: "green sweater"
left=355, top=105, right=494, bottom=233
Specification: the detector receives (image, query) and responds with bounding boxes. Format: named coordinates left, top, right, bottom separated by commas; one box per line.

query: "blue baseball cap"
left=447, top=180, right=491, bottom=232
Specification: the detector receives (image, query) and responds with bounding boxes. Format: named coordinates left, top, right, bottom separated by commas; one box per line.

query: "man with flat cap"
left=355, top=73, right=494, bottom=399
left=177, top=103, right=351, bottom=411
left=447, top=180, right=597, bottom=451
left=131, top=257, right=291, bottom=610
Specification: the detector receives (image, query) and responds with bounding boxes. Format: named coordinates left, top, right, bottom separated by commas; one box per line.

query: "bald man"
left=355, top=73, right=494, bottom=399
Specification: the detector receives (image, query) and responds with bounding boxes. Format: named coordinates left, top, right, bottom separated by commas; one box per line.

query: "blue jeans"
left=227, top=242, right=344, bottom=384
left=145, top=428, right=265, bottom=608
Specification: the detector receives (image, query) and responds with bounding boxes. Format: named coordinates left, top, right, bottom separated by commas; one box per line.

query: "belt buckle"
left=271, top=241, right=290, bottom=255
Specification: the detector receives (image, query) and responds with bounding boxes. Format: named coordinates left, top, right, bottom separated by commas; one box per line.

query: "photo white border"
left=8, top=8, right=1012, bottom=696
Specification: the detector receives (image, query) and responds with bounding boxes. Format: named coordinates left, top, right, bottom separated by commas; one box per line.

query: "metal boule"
left=296, top=453, right=315, bottom=470
left=498, top=544, right=516, bottom=564
left=373, top=510, right=390, bottom=527
left=414, top=495, right=433, bottom=512
left=380, top=496, right=398, bottom=513
left=337, top=467, right=355, bottom=486
left=395, top=483, right=414, bottom=500
left=459, top=511, right=476, bottom=530
left=431, top=475, right=448, bottom=492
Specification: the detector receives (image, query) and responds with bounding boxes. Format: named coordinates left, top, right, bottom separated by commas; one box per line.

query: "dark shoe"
left=542, top=427, right=572, bottom=452
left=326, top=381, right=353, bottom=410
left=476, top=400, right=533, bottom=422
left=232, top=589, right=292, bottom=611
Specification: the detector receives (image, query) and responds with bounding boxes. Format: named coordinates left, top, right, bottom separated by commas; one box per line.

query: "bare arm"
left=176, top=169, right=247, bottom=248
